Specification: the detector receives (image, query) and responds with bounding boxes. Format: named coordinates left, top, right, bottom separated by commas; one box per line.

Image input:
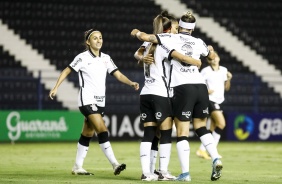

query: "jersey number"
left=145, top=64, right=150, bottom=77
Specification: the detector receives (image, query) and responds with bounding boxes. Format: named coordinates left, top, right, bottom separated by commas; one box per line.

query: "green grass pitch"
left=0, top=141, right=281, bottom=183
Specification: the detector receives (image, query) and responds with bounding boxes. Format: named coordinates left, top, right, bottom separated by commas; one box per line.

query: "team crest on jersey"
left=182, top=111, right=191, bottom=118
left=155, top=112, right=162, bottom=120
left=71, top=58, right=82, bottom=68
left=140, top=113, right=147, bottom=121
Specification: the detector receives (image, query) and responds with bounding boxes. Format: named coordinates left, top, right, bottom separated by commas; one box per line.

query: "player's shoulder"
left=193, top=37, right=205, bottom=44
left=219, top=66, right=228, bottom=71
left=72, top=51, right=88, bottom=62
left=100, top=52, right=110, bottom=58
left=75, top=50, right=87, bottom=57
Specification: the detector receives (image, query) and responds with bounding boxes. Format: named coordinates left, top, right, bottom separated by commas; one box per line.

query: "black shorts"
left=172, top=84, right=209, bottom=121
left=79, top=104, right=105, bottom=117
left=140, top=94, right=172, bottom=124
left=208, top=101, right=222, bottom=113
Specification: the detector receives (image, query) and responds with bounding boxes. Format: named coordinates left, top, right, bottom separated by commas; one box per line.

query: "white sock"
left=75, top=143, right=89, bottom=168
left=199, top=133, right=219, bottom=161
left=176, top=140, right=190, bottom=173
left=140, top=142, right=152, bottom=174
left=212, top=131, right=221, bottom=147
left=99, top=141, right=118, bottom=166
left=159, top=143, right=171, bottom=172
left=150, top=150, right=158, bottom=173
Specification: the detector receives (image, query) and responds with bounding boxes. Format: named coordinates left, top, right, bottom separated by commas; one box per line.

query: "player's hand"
left=131, top=29, right=140, bottom=37
left=130, top=82, right=139, bottom=91
left=142, top=54, right=154, bottom=65
left=207, top=45, right=214, bottom=52
left=208, top=89, right=214, bottom=94
left=49, top=89, right=57, bottom=100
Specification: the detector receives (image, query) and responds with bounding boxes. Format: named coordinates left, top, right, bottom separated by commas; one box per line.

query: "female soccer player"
left=134, top=11, right=179, bottom=181
left=49, top=29, right=139, bottom=176
left=131, top=11, right=223, bottom=181
left=196, top=51, right=232, bottom=159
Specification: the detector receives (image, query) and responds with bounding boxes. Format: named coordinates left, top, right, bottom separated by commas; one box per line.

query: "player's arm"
left=113, top=70, right=139, bottom=91
left=225, top=71, right=232, bottom=91
left=134, top=46, right=154, bottom=66
left=171, top=50, right=201, bottom=68
left=208, top=89, right=214, bottom=94
left=49, top=67, right=72, bottom=100
left=131, top=29, right=159, bottom=44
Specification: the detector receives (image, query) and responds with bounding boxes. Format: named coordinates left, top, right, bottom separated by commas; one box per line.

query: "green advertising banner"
left=0, top=111, right=200, bottom=142
left=0, top=111, right=84, bottom=142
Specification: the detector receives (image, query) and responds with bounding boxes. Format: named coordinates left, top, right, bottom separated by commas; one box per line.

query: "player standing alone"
left=49, top=29, right=139, bottom=176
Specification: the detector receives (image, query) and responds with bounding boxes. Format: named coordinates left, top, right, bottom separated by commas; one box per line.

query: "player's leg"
left=210, top=110, right=226, bottom=158
left=158, top=117, right=176, bottom=181
left=150, top=133, right=159, bottom=175
left=193, top=85, right=222, bottom=181
left=88, top=113, right=126, bottom=175
left=72, top=118, right=95, bottom=175
left=196, top=117, right=212, bottom=160
left=139, top=95, right=158, bottom=181
left=194, top=118, right=222, bottom=181
left=173, top=117, right=191, bottom=181
left=172, top=84, right=194, bottom=181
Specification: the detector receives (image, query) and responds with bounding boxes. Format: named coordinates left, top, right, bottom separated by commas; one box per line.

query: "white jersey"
left=140, top=42, right=172, bottom=97
left=201, top=66, right=228, bottom=104
left=69, top=50, right=118, bottom=107
left=156, top=33, right=209, bottom=87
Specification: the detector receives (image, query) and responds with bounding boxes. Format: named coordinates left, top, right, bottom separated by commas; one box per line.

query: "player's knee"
left=142, top=126, right=157, bottom=142
left=214, top=127, right=224, bottom=135
left=78, top=134, right=92, bottom=146
left=151, top=136, right=159, bottom=151
left=176, top=136, right=188, bottom=142
left=195, top=126, right=210, bottom=137
left=159, top=129, right=172, bottom=144
left=97, top=131, right=109, bottom=144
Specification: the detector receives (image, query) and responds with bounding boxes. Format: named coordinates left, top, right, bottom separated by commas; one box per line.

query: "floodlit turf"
left=0, top=141, right=281, bottom=184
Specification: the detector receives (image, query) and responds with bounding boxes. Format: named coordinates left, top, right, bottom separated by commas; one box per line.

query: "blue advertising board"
left=226, top=113, right=282, bottom=141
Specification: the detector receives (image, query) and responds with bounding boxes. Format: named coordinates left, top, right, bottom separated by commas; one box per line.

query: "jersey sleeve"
left=141, top=41, right=150, bottom=48
left=157, top=43, right=175, bottom=61
left=156, top=33, right=172, bottom=45
left=69, top=55, right=83, bottom=72
left=197, top=38, right=209, bottom=57
left=106, top=56, right=118, bottom=74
